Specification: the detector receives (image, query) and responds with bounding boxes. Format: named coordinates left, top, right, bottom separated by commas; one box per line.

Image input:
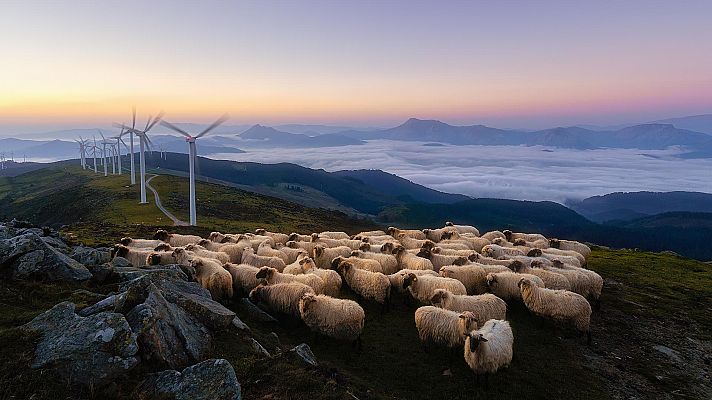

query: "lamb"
left=503, top=230, right=547, bottom=243
left=335, top=260, right=391, bottom=307
left=402, top=273, right=467, bottom=304
left=417, top=247, right=468, bottom=270
left=119, top=237, right=164, bottom=248
left=438, top=264, right=488, bottom=295
left=444, top=222, right=480, bottom=236
left=299, top=293, right=364, bottom=347
left=387, top=226, right=426, bottom=240
left=549, top=238, right=591, bottom=258
left=189, top=256, right=234, bottom=301
left=430, top=289, right=507, bottom=322
left=464, top=319, right=514, bottom=388
left=414, top=306, right=478, bottom=349
left=535, top=260, right=592, bottom=298
left=486, top=272, right=544, bottom=301
left=255, top=266, right=324, bottom=294
left=518, top=278, right=592, bottom=344
left=223, top=263, right=261, bottom=297
left=153, top=230, right=202, bottom=247
left=312, top=245, right=352, bottom=270
left=275, top=243, right=308, bottom=264
left=112, top=245, right=152, bottom=267
left=510, top=260, right=571, bottom=290
left=241, top=247, right=287, bottom=272
left=184, top=243, right=230, bottom=264
left=350, top=250, right=399, bottom=275
left=257, top=240, right=290, bottom=264
left=331, top=255, right=384, bottom=273
left=481, top=244, right=526, bottom=259
left=318, top=231, right=350, bottom=240
left=392, top=245, right=434, bottom=271
left=300, top=258, right=343, bottom=297
left=254, top=229, right=289, bottom=245
left=480, top=231, right=506, bottom=241
left=249, top=282, right=315, bottom=317
left=196, top=239, right=245, bottom=263
left=387, top=269, right=439, bottom=294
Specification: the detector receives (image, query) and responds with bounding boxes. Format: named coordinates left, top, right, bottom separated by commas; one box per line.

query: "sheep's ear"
left=480, top=337, right=488, bottom=342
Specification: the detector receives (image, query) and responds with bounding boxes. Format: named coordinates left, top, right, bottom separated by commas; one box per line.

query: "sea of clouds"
left=210, top=140, right=712, bottom=203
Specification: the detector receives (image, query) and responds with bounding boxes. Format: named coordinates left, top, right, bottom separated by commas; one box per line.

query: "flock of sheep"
left=112, top=222, right=599, bottom=387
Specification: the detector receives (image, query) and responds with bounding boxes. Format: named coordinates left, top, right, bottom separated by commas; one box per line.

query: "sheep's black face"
left=249, top=288, right=261, bottom=304
left=314, top=246, right=323, bottom=259
left=527, top=249, right=542, bottom=257
left=468, top=253, right=479, bottom=262
left=509, top=261, right=523, bottom=272
left=255, top=269, right=269, bottom=280
left=468, top=334, right=487, bottom=352
left=331, top=257, right=342, bottom=270
left=503, top=230, right=513, bottom=241
left=416, top=248, right=430, bottom=258
left=149, top=254, right=161, bottom=265
left=402, top=274, right=416, bottom=289
left=430, top=291, right=443, bottom=305
left=120, top=237, right=131, bottom=246
left=115, top=246, right=129, bottom=258
left=550, top=239, right=560, bottom=248
left=453, top=257, right=467, bottom=266
left=153, top=230, right=169, bottom=241
left=387, top=227, right=396, bottom=236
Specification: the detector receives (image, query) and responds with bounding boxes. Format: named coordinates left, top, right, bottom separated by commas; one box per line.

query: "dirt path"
left=145, top=174, right=189, bottom=226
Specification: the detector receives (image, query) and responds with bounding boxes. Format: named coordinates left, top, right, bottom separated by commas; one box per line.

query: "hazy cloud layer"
left=210, top=140, right=712, bottom=202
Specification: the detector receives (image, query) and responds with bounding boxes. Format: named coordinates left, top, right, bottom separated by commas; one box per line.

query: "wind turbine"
left=75, top=137, right=89, bottom=169
left=161, top=115, right=228, bottom=226
left=91, top=137, right=98, bottom=173
left=112, top=127, right=129, bottom=175
left=116, top=112, right=163, bottom=204
left=99, top=130, right=113, bottom=177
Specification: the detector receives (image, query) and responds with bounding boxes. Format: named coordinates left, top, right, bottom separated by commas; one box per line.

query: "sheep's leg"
left=485, top=373, right=489, bottom=391
left=586, top=330, right=592, bottom=346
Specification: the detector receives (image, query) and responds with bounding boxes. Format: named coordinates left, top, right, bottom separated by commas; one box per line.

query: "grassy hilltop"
left=0, top=165, right=710, bottom=399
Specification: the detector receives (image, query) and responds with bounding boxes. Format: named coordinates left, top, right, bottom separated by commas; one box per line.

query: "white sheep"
left=330, top=255, right=384, bottom=273
left=145, top=250, right=177, bottom=266
left=387, top=269, right=439, bottom=294
left=396, top=234, right=429, bottom=249
left=545, top=260, right=603, bottom=306
left=318, top=231, right=350, bottom=240
left=486, top=272, right=544, bottom=301
left=311, top=233, right=362, bottom=250
left=301, top=258, right=342, bottom=297
left=417, top=248, right=469, bottom=270
left=414, top=306, right=478, bottom=349
left=223, top=263, right=261, bottom=297
left=503, top=230, right=547, bottom=243
left=119, top=237, right=164, bottom=248
left=444, top=222, right=480, bottom=236
left=112, top=245, right=152, bottom=267
left=541, top=247, right=586, bottom=266
left=481, top=231, right=506, bottom=241
left=387, top=226, right=426, bottom=240
left=510, top=260, right=571, bottom=291
left=249, top=282, right=315, bottom=317
left=402, top=273, right=467, bottom=304
left=184, top=243, right=230, bottom=264
left=335, top=260, right=391, bottom=308
left=518, top=278, right=592, bottom=344
left=355, top=230, right=387, bottom=237
left=430, top=289, right=506, bottom=322
left=241, top=247, right=287, bottom=272
left=286, top=240, right=319, bottom=253
left=283, top=253, right=311, bottom=275
left=312, top=245, right=352, bottom=270
left=153, top=230, right=202, bottom=247
left=422, top=226, right=458, bottom=242
left=275, top=242, right=308, bottom=264
left=189, top=256, right=234, bottom=301
left=299, top=293, right=364, bottom=348
left=350, top=250, right=400, bottom=275
left=255, top=266, right=324, bottom=294
left=196, top=239, right=246, bottom=263
left=392, top=245, right=434, bottom=271
left=254, top=228, right=290, bottom=245
left=438, top=264, right=488, bottom=295
left=549, top=238, right=591, bottom=258
left=464, top=319, right=514, bottom=388
left=481, top=244, right=526, bottom=259
left=257, top=240, right=290, bottom=264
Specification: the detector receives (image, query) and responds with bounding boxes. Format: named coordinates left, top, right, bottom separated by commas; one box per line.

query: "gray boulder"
left=291, top=343, right=318, bottom=367
left=133, top=358, right=241, bottom=400
left=0, top=233, right=91, bottom=281
left=111, top=256, right=132, bottom=268
left=40, top=236, right=71, bottom=253
left=71, top=245, right=111, bottom=266
left=23, top=301, right=139, bottom=386
left=235, top=298, right=278, bottom=323
left=126, top=284, right=212, bottom=369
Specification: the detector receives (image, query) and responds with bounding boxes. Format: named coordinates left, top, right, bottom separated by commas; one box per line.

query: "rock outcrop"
left=133, top=358, right=242, bottom=400
left=0, top=233, right=91, bottom=281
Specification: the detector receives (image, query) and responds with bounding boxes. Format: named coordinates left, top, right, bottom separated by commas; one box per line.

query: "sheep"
left=299, top=293, right=364, bottom=348
left=119, top=237, right=164, bottom=248
left=438, top=264, right=488, bottom=295
left=241, top=247, right=287, bottom=272
left=510, top=260, right=571, bottom=291
left=112, top=245, right=152, bottom=267
left=257, top=240, right=290, bottom=264
left=254, top=228, right=289, bottom=245
left=283, top=253, right=312, bottom=275
left=311, top=233, right=362, bottom=250
left=356, top=234, right=394, bottom=245
left=318, top=231, right=350, bottom=240
left=184, top=243, right=230, bottom=264
left=288, top=233, right=312, bottom=242
left=242, top=234, right=275, bottom=251
left=518, top=278, right=592, bottom=344
left=146, top=251, right=178, bottom=266
left=350, top=250, right=399, bottom=275
left=464, top=319, right=514, bottom=389
left=444, top=222, right=480, bottom=236
left=335, top=260, right=390, bottom=308
left=430, top=247, right=477, bottom=257
left=387, top=227, right=426, bottom=240
left=441, top=232, right=489, bottom=252
left=285, top=240, right=318, bottom=253
left=422, top=226, right=458, bottom=242
left=430, top=289, right=506, bottom=322
left=397, top=234, right=430, bottom=249
left=153, top=230, right=202, bottom=247
left=189, top=256, right=234, bottom=301
left=208, top=231, right=241, bottom=243
left=535, top=260, right=592, bottom=298
left=300, top=258, right=342, bottom=296
left=545, top=260, right=603, bottom=306
left=481, top=244, right=526, bottom=259
left=549, top=238, right=591, bottom=258
left=223, top=263, right=261, bottom=297
left=392, top=245, right=434, bottom=271
left=417, top=247, right=468, bottom=270
left=331, top=255, right=384, bottom=274
left=387, top=269, right=439, bottom=294
left=255, top=266, right=324, bottom=294
left=503, top=230, right=547, bottom=243
left=486, top=272, right=544, bottom=301
left=312, top=245, right=352, bottom=269
left=414, top=306, right=478, bottom=349
left=249, top=282, right=315, bottom=317
left=402, top=273, right=467, bottom=304
left=196, top=239, right=245, bottom=263
left=355, top=230, right=387, bottom=237
left=536, top=252, right=582, bottom=268
left=275, top=242, right=308, bottom=264
left=513, top=238, right=549, bottom=249
left=481, top=231, right=506, bottom=241
left=471, top=259, right=515, bottom=274
left=541, top=247, right=586, bottom=266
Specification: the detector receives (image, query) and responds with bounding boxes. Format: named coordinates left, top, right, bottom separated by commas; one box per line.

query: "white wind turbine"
left=160, top=115, right=228, bottom=226
left=75, top=137, right=89, bottom=169
left=116, top=112, right=163, bottom=204
left=99, top=130, right=113, bottom=177
left=91, top=137, right=99, bottom=173
left=112, top=127, right=129, bottom=175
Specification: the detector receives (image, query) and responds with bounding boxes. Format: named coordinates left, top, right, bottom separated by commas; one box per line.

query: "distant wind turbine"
left=75, top=137, right=89, bottom=169
left=112, top=126, right=129, bottom=175
left=116, top=111, right=163, bottom=203
left=160, top=115, right=228, bottom=226
left=99, top=130, right=113, bottom=177
left=91, top=137, right=98, bottom=173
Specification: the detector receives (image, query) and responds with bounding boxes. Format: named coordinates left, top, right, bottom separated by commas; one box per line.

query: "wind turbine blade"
left=98, top=129, right=106, bottom=141
left=144, top=116, right=152, bottom=132
left=132, top=106, right=136, bottom=130
left=145, top=111, right=165, bottom=133
left=196, top=114, right=229, bottom=138
left=160, top=120, right=191, bottom=138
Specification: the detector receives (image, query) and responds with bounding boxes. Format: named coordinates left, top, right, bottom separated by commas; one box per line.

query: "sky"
left=1, top=0, right=712, bottom=134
